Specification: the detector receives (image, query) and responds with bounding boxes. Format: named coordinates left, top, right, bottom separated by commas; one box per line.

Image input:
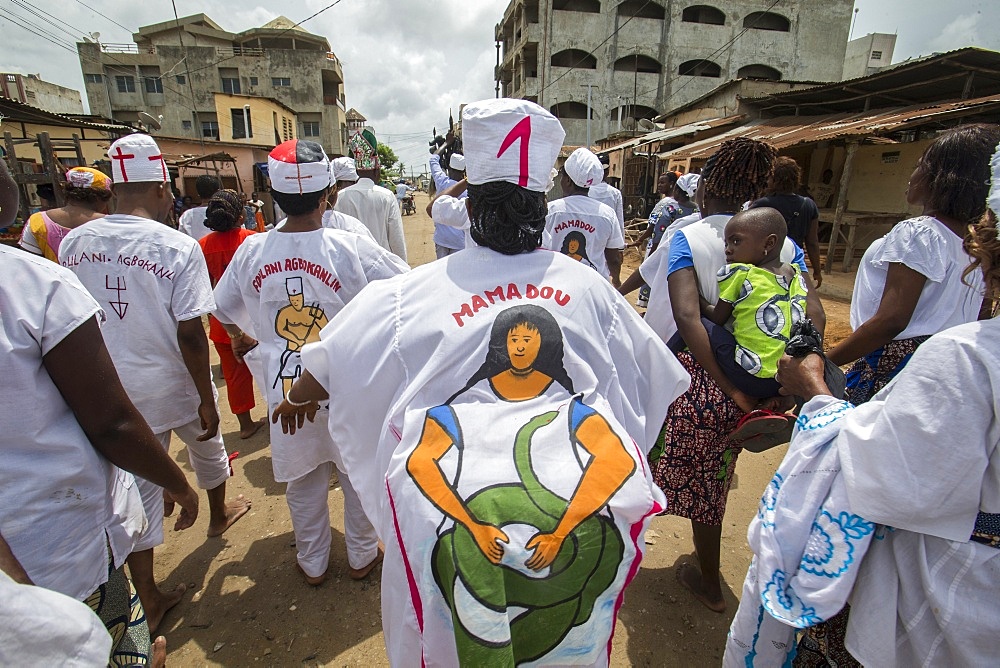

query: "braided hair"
left=701, top=137, right=777, bottom=205
left=204, top=189, right=245, bottom=232
left=467, top=181, right=548, bottom=255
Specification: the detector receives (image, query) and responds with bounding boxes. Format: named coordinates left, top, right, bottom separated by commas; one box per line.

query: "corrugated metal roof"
left=599, top=115, right=744, bottom=155
left=658, top=95, right=1000, bottom=160
left=0, top=96, right=132, bottom=133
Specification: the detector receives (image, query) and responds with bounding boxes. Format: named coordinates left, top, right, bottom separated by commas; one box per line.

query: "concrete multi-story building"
left=0, top=73, right=84, bottom=115
left=843, top=33, right=897, bottom=80
left=495, top=0, right=854, bottom=144
left=77, top=14, right=348, bottom=154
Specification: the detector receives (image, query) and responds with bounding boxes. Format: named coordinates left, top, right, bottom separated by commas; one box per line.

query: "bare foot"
left=239, top=419, right=266, bottom=440
left=150, top=636, right=167, bottom=668
left=676, top=562, right=726, bottom=613
left=349, top=549, right=384, bottom=581
left=295, top=562, right=327, bottom=587
left=145, top=584, right=186, bottom=635
left=207, top=495, right=251, bottom=537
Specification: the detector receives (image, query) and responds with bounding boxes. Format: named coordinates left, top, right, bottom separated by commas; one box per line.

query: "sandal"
left=728, top=410, right=796, bottom=453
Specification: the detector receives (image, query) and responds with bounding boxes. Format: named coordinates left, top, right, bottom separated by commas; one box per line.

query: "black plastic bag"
left=785, top=319, right=847, bottom=400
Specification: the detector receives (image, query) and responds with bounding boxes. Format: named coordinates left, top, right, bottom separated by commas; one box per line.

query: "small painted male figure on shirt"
left=274, top=276, right=328, bottom=395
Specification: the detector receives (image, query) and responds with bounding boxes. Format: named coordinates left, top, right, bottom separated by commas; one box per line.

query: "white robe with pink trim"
left=301, top=246, right=689, bottom=666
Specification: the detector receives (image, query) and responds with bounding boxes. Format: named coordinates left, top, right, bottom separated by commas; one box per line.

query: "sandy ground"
left=156, top=192, right=853, bottom=666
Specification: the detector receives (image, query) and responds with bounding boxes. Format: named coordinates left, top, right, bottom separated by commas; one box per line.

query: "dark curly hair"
left=918, top=123, right=1000, bottom=226
left=467, top=181, right=548, bottom=254
left=63, top=183, right=113, bottom=205
left=194, top=174, right=222, bottom=199
left=204, top=189, right=244, bottom=232
left=701, top=137, right=777, bottom=205
left=767, top=156, right=802, bottom=195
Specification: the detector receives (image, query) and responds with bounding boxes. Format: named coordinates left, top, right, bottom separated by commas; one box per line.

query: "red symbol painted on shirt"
left=497, top=116, right=532, bottom=187
left=106, top=275, right=128, bottom=319
left=111, top=147, right=135, bottom=182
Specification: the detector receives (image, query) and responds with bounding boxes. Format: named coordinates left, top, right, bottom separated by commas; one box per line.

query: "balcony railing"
left=101, top=43, right=148, bottom=54
left=217, top=46, right=265, bottom=58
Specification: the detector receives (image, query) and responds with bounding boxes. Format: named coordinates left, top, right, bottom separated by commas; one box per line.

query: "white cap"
left=563, top=147, right=603, bottom=188
left=268, top=139, right=331, bottom=194
left=448, top=153, right=466, bottom=172
left=331, top=156, right=359, bottom=183
left=286, top=276, right=303, bottom=296
left=677, top=172, right=701, bottom=197
left=108, top=134, right=168, bottom=184
left=462, top=98, right=565, bottom=192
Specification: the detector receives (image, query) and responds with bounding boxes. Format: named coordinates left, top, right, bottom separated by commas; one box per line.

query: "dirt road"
left=157, top=193, right=851, bottom=666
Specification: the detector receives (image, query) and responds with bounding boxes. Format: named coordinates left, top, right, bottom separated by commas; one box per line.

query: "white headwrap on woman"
left=989, top=141, right=1000, bottom=227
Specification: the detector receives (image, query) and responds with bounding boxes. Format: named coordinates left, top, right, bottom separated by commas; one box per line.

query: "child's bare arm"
left=706, top=299, right=733, bottom=326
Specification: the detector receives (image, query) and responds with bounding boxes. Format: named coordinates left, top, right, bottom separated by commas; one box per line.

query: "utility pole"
left=581, top=84, right=597, bottom=148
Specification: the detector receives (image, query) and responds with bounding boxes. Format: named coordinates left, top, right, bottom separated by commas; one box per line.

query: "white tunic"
left=321, top=209, right=376, bottom=240
left=430, top=195, right=475, bottom=249
left=212, top=228, right=408, bottom=482
left=59, top=215, right=216, bottom=433
left=178, top=205, right=211, bottom=240
left=0, top=246, right=139, bottom=600
left=544, top=195, right=624, bottom=280
left=588, top=182, right=625, bottom=237
left=849, top=216, right=983, bottom=338
left=300, top=246, right=690, bottom=666
left=335, top=178, right=408, bottom=261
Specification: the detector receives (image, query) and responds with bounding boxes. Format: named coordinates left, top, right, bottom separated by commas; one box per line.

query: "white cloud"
left=929, top=13, right=981, bottom=53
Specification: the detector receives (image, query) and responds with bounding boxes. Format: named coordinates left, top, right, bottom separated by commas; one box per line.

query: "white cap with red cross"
left=108, top=134, right=168, bottom=184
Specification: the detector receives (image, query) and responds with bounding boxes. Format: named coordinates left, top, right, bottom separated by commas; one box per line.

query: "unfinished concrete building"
left=77, top=14, right=348, bottom=154
left=495, top=0, right=854, bottom=145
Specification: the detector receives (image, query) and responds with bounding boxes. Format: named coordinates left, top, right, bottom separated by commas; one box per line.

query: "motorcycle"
left=402, top=194, right=416, bottom=216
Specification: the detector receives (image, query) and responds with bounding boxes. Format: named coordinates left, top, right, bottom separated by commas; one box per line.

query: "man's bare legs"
left=236, top=411, right=265, bottom=439
left=127, top=550, right=185, bottom=634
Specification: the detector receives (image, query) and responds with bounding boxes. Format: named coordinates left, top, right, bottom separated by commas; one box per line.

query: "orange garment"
left=198, top=227, right=256, bottom=344
left=255, top=210, right=266, bottom=233
left=215, top=341, right=256, bottom=414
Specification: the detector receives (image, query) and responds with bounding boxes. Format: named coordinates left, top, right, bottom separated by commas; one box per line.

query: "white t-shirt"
left=276, top=211, right=377, bottom=242
left=849, top=216, right=983, bottom=339
left=321, top=209, right=376, bottom=240
left=430, top=195, right=475, bottom=249
left=0, top=570, right=112, bottom=666
left=299, top=246, right=690, bottom=665
left=544, top=194, right=624, bottom=280
left=213, top=228, right=409, bottom=482
left=395, top=184, right=410, bottom=200
left=588, top=181, right=625, bottom=236
left=335, top=178, right=408, bottom=261
left=59, top=215, right=216, bottom=433
left=178, top=205, right=211, bottom=241
left=0, top=246, right=139, bottom=600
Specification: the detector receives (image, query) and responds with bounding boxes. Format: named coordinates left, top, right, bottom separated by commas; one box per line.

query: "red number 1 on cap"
left=497, top=116, right=532, bottom=187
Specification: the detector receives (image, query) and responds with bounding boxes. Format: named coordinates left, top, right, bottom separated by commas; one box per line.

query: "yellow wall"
left=842, top=139, right=930, bottom=215
left=213, top=94, right=296, bottom=147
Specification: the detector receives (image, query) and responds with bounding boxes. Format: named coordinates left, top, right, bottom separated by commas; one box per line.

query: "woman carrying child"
left=651, top=137, right=824, bottom=614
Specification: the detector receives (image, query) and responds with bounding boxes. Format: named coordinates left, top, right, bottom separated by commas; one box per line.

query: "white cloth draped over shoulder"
left=728, top=320, right=1000, bottom=667
left=300, top=247, right=690, bottom=666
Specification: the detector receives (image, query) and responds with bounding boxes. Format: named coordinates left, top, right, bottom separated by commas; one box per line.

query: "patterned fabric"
left=85, top=558, right=150, bottom=666
left=653, top=351, right=743, bottom=526
left=972, top=512, right=1000, bottom=548
left=717, top=263, right=809, bottom=379
left=725, top=397, right=873, bottom=667
left=793, top=336, right=929, bottom=667
left=844, top=335, right=929, bottom=404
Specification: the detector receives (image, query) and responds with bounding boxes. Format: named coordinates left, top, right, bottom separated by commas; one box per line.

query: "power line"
left=536, top=0, right=655, bottom=97
left=70, top=0, right=131, bottom=32
left=8, top=0, right=80, bottom=44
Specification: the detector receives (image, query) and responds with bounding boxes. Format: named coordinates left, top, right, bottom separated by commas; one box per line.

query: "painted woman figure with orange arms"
left=408, top=305, right=637, bottom=664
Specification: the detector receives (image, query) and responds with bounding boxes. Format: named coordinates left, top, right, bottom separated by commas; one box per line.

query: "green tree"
left=377, top=143, right=399, bottom=183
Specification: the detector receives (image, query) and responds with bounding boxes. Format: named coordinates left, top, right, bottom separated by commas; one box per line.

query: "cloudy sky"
left=0, top=0, right=997, bottom=171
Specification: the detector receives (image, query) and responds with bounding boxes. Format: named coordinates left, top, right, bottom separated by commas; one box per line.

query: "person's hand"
left=445, top=130, right=456, bottom=147
left=611, top=276, right=622, bottom=289
left=469, top=523, right=508, bottom=565
left=196, top=401, right=220, bottom=441
left=166, top=484, right=199, bottom=531
left=231, top=334, right=257, bottom=362
left=776, top=353, right=831, bottom=401
left=812, top=272, right=823, bottom=289
left=525, top=532, right=566, bottom=571
left=271, top=399, right=319, bottom=435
